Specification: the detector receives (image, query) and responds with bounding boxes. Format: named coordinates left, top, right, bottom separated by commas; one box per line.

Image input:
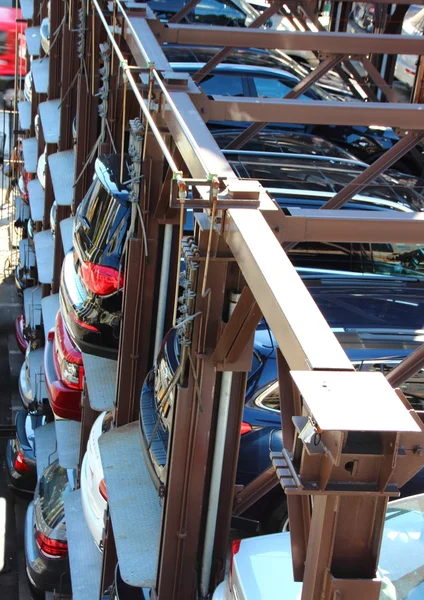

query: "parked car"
left=59, top=154, right=130, bottom=359
left=217, top=132, right=424, bottom=278
left=212, top=494, right=424, bottom=600
left=20, top=346, right=51, bottom=416
left=15, top=314, right=29, bottom=354
left=80, top=411, right=113, bottom=550
left=348, top=4, right=424, bottom=89
left=163, top=44, right=424, bottom=175
left=25, top=460, right=74, bottom=596
left=140, top=272, right=424, bottom=532
left=5, top=410, right=44, bottom=495
left=146, top=0, right=257, bottom=28
left=44, top=310, right=84, bottom=421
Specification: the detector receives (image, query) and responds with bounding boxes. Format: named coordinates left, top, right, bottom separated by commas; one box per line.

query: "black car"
left=140, top=272, right=424, bottom=532
left=25, top=460, right=74, bottom=596
left=162, top=44, right=424, bottom=175
left=6, top=410, right=44, bottom=495
left=59, top=154, right=130, bottom=358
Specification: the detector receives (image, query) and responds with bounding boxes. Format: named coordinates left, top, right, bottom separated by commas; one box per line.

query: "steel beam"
left=314, top=132, right=424, bottom=210
left=361, top=57, right=399, bottom=104
left=164, top=25, right=424, bottom=55
left=200, top=96, right=424, bottom=129
left=222, top=209, right=353, bottom=372
left=386, top=344, right=424, bottom=389
left=270, top=208, right=424, bottom=244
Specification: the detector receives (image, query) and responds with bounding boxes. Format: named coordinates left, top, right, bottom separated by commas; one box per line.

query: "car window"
left=253, top=75, right=319, bottom=100
left=255, top=381, right=280, bottom=412
left=38, top=462, right=72, bottom=529
left=200, top=74, right=244, bottom=96
left=191, top=0, right=247, bottom=26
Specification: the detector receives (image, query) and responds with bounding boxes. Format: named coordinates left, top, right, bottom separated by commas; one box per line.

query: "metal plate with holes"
left=48, top=150, right=75, bottom=205
left=82, top=353, right=116, bottom=411
left=41, top=294, right=59, bottom=339
left=64, top=490, right=103, bottom=600
left=35, top=422, right=57, bottom=480
left=25, top=26, right=41, bottom=57
left=24, top=286, right=42, bottom=329
left=28, top=179, right=45, bottom=222
left=18, top=101, right=31, bottom=130
left=29, top=347, right=47, bottom=403
left=291, top=371, right=422, bottom=432
left=55, top=418, right=81, bottom=470
left=60, top=217, right=74, bottom=254
left=39, top=99, right=61, bottom=144
left=99, top=422, right=162, bottom=587
left=19, top=238, right=36, bottom=269
left=34, top=229, right=54, bottom=284
left=20, top=0, right=33, bottom=19
left=31, top=58, right=49, bottom=94
left=22, top=137, right=38, bottom=173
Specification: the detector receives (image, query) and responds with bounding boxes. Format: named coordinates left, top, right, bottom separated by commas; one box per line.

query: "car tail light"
left=99, top=478, right=108, bottom=501
left=228, top=539, right=241, bottom=591
left=80, top=261, right=124, bottom=296
left=36, top=531, right=68, bottom=558
left=60, top=358, right=84, bottom=389
left=240, top=422, right=252, bottom=436
left=69, top=310, right=99, bottom=332
left=13, top=450, right=30, bottom=472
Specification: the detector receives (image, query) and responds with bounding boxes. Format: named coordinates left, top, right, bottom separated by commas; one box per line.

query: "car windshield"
left=225, top=154, right=424, bottom=210
left=147, top=0, right=247, bottom=26
left=38, top=461, right=72, bottom=530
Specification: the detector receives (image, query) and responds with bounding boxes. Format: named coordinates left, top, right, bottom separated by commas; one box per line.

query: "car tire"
left=264, top=498, right=289, bottom=534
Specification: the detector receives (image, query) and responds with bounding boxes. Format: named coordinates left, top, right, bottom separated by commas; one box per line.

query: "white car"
left=37, top=150, right=46, bottom=189
left=80, top=411, right=112, bottom=550
left=213, top=494, right=424, bottom=600
left=394, top=6, right=424, bottom=88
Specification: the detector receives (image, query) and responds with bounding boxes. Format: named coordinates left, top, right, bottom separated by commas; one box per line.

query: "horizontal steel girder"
left=198, top=97, right=424, bottom=129
left=164, top=25, right=424, bottom=55
left=269, top=208, right=424, bottom=244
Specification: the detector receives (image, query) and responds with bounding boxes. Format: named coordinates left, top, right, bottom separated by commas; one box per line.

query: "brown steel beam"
left=164, top=25, right=424, bottom=55
left=156, top=226, right=229, bottom=600
left=271, top=208, right=424, bottom=244
left=222, top=209, right=353, bottom=372
left=361, top=57, right=399, bottom=103
left=233, top=466, right=279, bottom=516
left=386, top=344, right=424, bottom=389
left=168, top=0, right=202, bottom=24
left=192, top=3, right=285, bottom=84
left=310, top=131, right=424, bottom=211
left=413, top=56, right=424, bottom=104
left=200, top=96, right=424, bottom=129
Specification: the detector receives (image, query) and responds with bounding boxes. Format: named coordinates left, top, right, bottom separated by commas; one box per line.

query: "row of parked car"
left=6, top=1, right=424, bottom=597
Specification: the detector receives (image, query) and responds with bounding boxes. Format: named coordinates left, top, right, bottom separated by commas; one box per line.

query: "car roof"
left=223, top=151, right=424, bottom=211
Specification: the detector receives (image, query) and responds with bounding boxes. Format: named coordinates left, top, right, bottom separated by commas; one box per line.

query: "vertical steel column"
left=156, top=225, right=229, bottom=600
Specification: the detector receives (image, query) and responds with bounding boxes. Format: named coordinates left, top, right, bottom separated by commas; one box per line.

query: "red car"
left=0, top=1, right=25, bottom=96
left=44, top=311, right=83, bottom=421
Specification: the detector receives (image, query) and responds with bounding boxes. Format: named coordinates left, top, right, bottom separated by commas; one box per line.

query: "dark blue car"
left=139, top=272, right=424, bottom=532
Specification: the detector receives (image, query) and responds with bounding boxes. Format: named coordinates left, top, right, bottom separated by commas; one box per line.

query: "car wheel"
left=263, top=498, right=289, bottom=534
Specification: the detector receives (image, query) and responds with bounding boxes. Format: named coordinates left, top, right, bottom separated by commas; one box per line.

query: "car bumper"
left=44, top=337, right=82, bottom=421
left=59, top=252, right=119, bottom=360
left=15, top=314, right=28, bottom=354
left=5, top=439, right=36, bottom=495
left=80, top=453, right=104, bottom=550
left=24, top=502, right=72, bottom=594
